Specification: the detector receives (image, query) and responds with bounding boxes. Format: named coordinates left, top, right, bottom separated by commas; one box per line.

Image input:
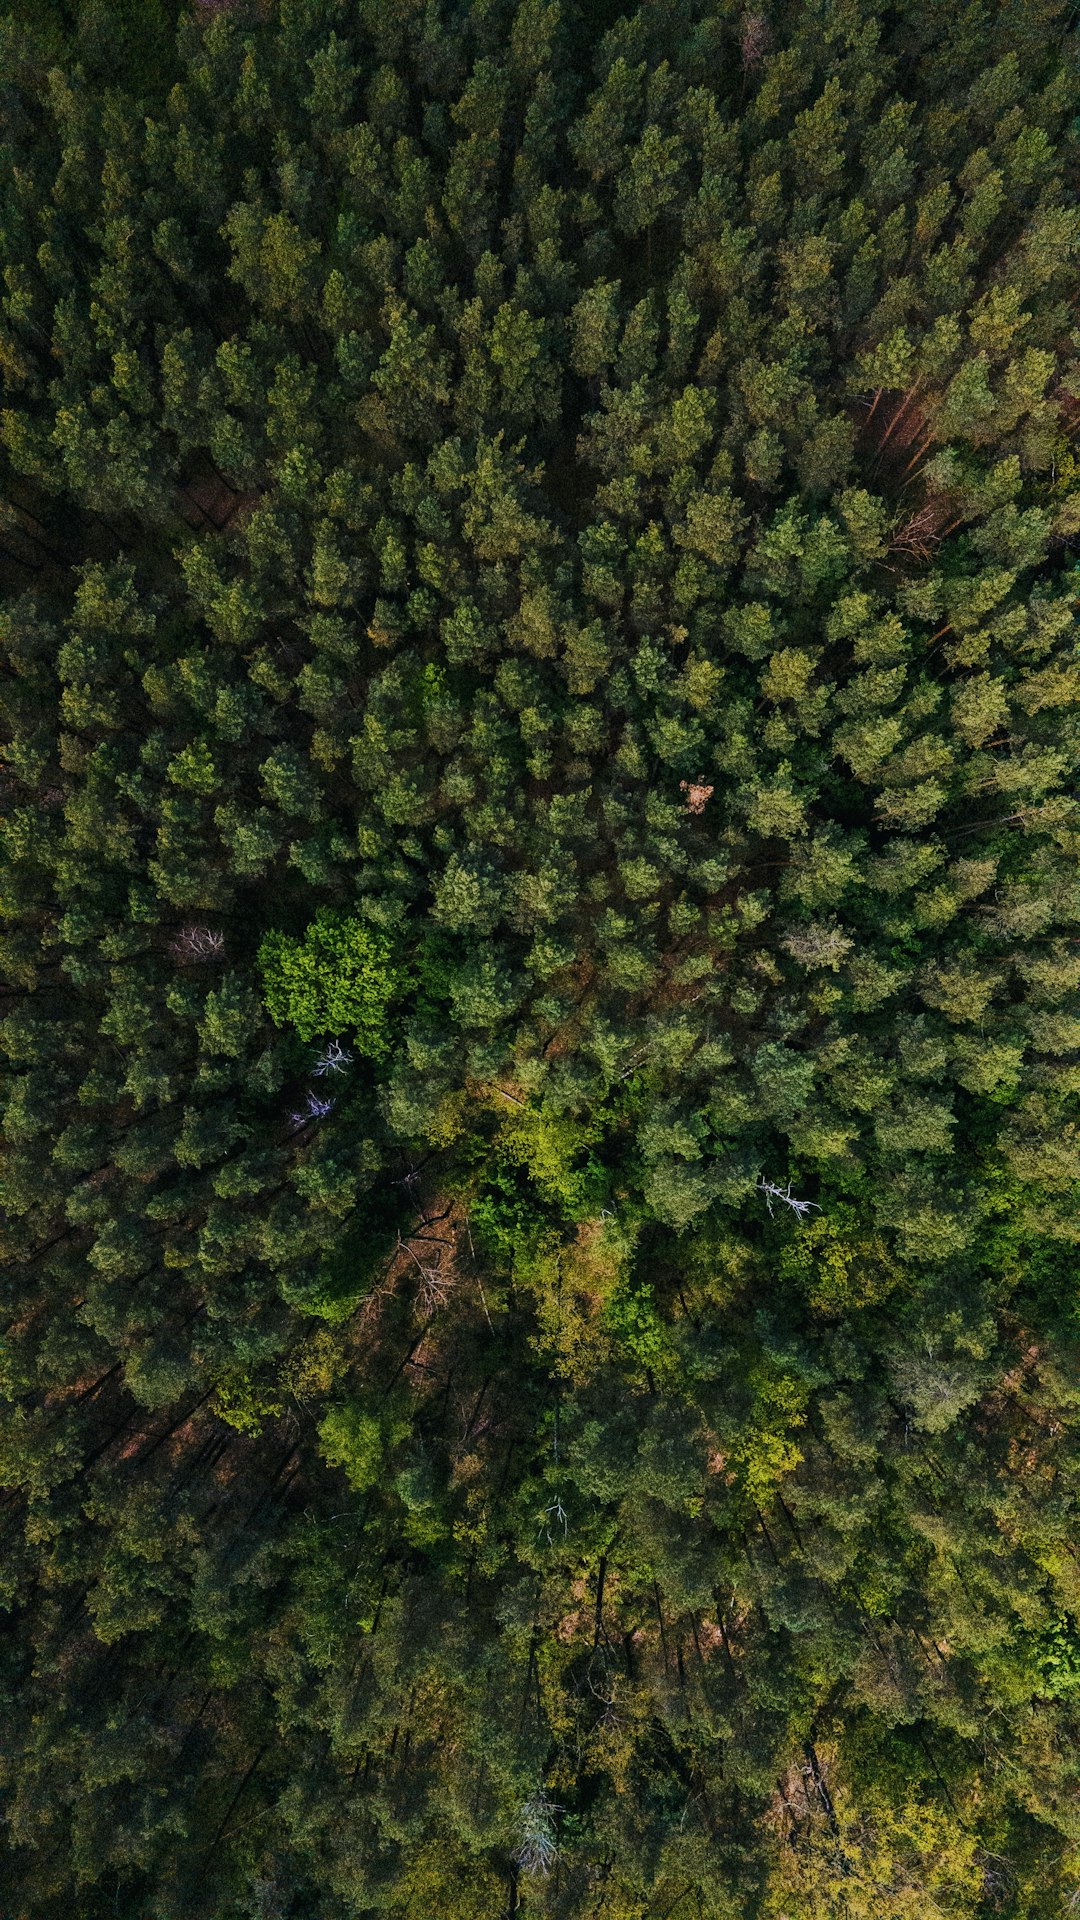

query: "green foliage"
left=258, top=910, right=402, bottom=1050
left=2, top=0, right=1080, bottom=1914
left=318, top=1400, right=392, bottom=1491
left=602, top=1279, right=675, bottom=1379
left=212, top=1368, right=285, bottom=1437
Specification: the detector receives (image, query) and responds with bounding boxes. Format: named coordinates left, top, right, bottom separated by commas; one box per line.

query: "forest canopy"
left=1, top=0, right=1080, bottom=1915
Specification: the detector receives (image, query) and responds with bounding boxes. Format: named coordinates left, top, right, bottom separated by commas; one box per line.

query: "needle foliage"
left=1, top=1, right=1080, bottom=1915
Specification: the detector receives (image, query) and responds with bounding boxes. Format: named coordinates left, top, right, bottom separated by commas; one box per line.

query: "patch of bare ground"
left=854, top=384, right=972, bottom=572
left=177, top=464, right=260, bottom=533
left=352, top=1193, right=492, bottom=1340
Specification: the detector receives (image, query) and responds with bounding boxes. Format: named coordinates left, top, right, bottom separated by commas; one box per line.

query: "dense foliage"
left=2, top=0, right=1080, bottom=1914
